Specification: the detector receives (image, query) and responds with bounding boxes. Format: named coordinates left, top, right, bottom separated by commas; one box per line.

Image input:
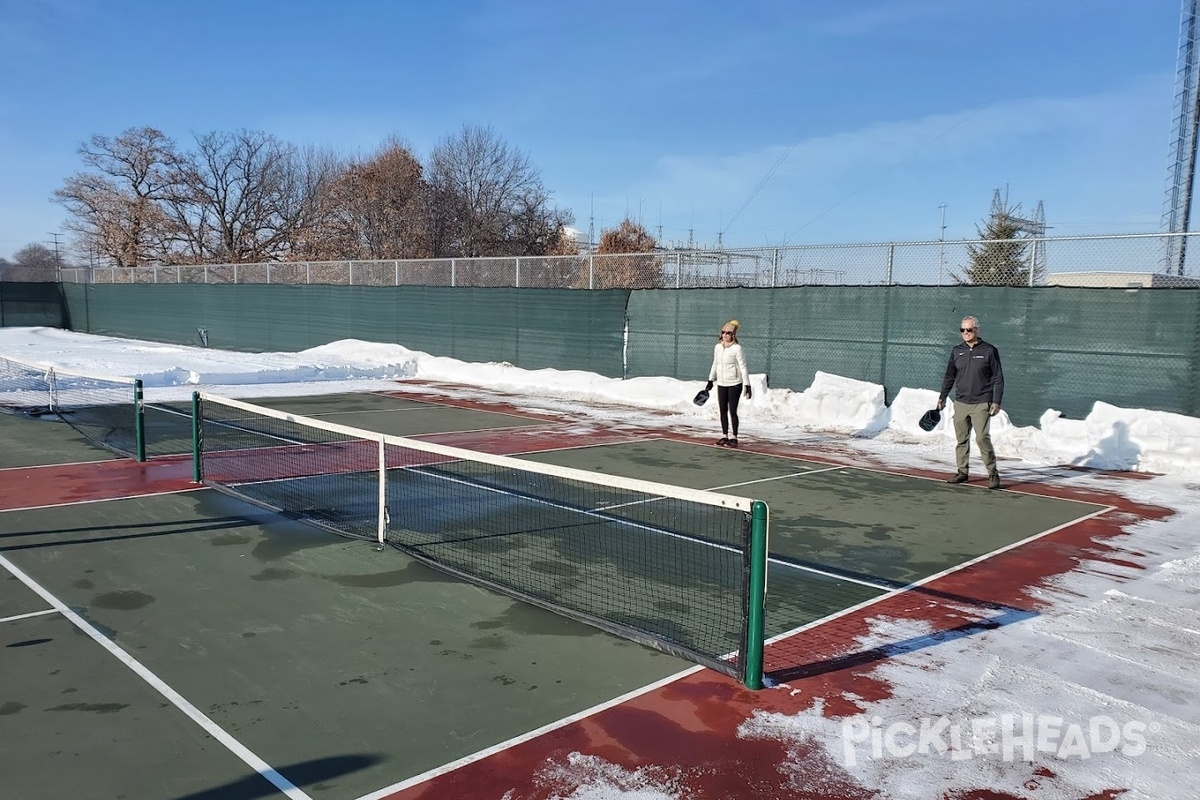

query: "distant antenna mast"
left=1163, top=0, right=1200, bottom=275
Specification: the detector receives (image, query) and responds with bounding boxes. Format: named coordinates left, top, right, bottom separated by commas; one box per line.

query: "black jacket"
left=939, top=339, right=1004, bottom=406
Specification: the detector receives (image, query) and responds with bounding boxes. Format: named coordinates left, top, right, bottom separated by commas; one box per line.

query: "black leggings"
left=717, top=384, right=742, bottom=437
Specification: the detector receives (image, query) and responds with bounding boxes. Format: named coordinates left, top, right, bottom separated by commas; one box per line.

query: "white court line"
left=762, top=503, right=1120, bottom=650
left=0, top=457, right=121, bottom=473
left=355, top=503, right=1120, bottom=799
left=843, top=462, right=1115, bottom=507
left=352, top=664, right=705, bottom=800
left=709, top=465, right=845, bottom=492
left=1, top=608, right=57, bottom=624
left=0, top=487, right=203, bottom=515
left=0, top=553, right=312, bottom=800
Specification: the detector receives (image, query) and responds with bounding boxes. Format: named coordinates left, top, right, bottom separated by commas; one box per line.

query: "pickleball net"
left=193, top=392, right=770, bottom=688
left=0, top=353, right=150, bottom=458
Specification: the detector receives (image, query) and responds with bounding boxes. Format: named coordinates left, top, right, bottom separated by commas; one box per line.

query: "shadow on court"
left=0, top=401, right=1110, bottom=800
left=167, top=755, right=385, bottom=800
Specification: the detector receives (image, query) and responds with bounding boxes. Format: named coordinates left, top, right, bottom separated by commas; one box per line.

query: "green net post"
left=191, top=391, right=202, bottom=483
left=133, top=379, right=146, bottom=462
left=743, top=499, right=769, bottom=690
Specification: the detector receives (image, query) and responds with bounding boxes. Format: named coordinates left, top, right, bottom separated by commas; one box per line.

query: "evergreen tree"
left=961, top=190, right=1042, bottom=285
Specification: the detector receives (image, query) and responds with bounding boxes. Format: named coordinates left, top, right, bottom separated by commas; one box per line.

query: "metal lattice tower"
left=1163, top=0, right=1200, bottom=275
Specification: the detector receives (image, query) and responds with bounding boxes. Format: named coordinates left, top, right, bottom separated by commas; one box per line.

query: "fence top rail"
left=53, top=230, right=1200, bottom=287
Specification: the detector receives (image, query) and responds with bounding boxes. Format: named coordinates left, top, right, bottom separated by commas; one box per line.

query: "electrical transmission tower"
left=1010, top=200, right=1048, bottom=285
left=1163, top=0, right=1200, bottom=276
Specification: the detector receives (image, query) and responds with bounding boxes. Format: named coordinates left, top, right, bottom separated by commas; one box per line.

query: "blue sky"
left=0, top=0, right=1187, bottom=260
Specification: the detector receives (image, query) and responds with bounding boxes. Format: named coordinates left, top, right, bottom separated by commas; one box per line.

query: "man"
left=937, top=315, right=1005, bottom=489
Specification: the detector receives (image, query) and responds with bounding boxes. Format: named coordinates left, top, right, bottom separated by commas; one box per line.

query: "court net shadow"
left=765, top=556, right=1040, bottom=684
left=167, top=754, right=385, bottom=800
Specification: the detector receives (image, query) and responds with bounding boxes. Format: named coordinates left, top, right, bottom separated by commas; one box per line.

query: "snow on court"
left=3, top=326, right=1199, bottom=799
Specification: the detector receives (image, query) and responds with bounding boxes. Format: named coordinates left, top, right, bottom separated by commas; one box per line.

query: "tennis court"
left=0, top=387, right=1115, bottom=800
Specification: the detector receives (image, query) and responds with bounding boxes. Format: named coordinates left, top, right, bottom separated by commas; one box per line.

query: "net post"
left=191, top=391, right=202, bottom=483
left=47, top=367, right=59, bottom=412
left=743, top=500, right=769, bottom=690
left=133, top=379, right=146, bottom=462
left=377, top=435, right=387, bottom=546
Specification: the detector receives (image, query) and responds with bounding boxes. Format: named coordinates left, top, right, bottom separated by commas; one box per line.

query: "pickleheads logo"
left=841, top=714, right=1154, bottom=766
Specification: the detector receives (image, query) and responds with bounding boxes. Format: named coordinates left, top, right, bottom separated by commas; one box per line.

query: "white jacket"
left=709, top=342, right=748, bottom=387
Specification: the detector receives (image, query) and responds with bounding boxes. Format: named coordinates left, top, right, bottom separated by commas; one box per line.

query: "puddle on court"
left=91, top=589, right=155, bottom=611
left=44, top=702, right=129, bottom=714
left=251, top=567, right=299, bottom=582
left=322, top=561, right=455, bottom=588
left=469, top=601, right=604, bottom=638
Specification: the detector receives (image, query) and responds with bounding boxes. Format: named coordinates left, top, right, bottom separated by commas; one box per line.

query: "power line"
left=720, top=138, right=804, bottom=238
left=780, top=107, right=983, bottom=245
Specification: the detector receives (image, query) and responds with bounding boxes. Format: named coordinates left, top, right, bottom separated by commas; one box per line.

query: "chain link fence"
left=59, top=233, right=1200, bottom=288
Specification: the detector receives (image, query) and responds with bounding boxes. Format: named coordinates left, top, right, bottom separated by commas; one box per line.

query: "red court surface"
left=0, top=383, right=1174, bottom=800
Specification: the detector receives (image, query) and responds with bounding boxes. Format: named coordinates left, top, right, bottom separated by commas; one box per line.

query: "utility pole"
left=47, top=232, right=63, bottom=281
left=937, top=205, right=947, bottom=285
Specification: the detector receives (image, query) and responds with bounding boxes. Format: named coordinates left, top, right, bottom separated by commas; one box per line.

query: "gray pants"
left=953, top=401, right=998, bottom=476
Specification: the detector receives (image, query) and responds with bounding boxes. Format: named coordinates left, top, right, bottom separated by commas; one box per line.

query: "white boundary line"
left=0, top=552, right=313, bottom=800
left=0, top=487, right=203, bottom=515
left=351, top=665, right=705, bottom=800
left=844, top=461, right=1115, bottom=507
left=710, top=465, right=846, bottom=492
left=0, top=457, right=122, bottom=473
left=1, top=608, right=57, bottom=624
left=762, top=503, right=1120, bottom=650
left=2, top=429, right=1126, bottom=800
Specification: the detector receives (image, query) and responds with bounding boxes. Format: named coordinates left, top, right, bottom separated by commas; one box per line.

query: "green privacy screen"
left=0, top=282, right=66, bottom=328
left=626, top=286, right=1200, bottom=426
left=61, top=284, right=629, bottom=378
left=57, top=283, right=1199, bottom=425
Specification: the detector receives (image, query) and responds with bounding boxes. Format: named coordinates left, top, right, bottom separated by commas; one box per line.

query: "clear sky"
left=0, top=0, right=1187, bottom=260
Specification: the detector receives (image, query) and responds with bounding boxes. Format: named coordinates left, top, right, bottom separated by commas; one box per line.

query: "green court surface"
left=1, top=391, right=548, bottom=468
left=0, top=411, right=118, bottom=468
left=517, top=438, right=1108, bottom=586
left=0, top=400, right=1112, bottom=800
left=1, top=492, right=688, bottom=800
left=252, top=393, right=550, bottom=438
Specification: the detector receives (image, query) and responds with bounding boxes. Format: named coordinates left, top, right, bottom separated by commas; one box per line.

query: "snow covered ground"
left=2, top=326, right=1197, bottom=799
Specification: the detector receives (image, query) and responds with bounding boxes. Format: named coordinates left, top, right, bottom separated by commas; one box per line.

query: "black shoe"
left=727, top=438, right=738, bottom=448
left=716, top=437, right=729, bottom=446
left=947, top=473, right=968, bottom=484
left=988, top=473, right=1001, bottom=490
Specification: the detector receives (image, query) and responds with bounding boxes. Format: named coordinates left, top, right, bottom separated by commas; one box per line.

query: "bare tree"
left=426, top=124, right=572, bottom=258
left=588, top=218, right=663, bottom=288
left=1, top=243, right=59, bottom=281
left=166, top=129, right=329, bottom=264
left=300, top=139, right=431, bottom=261
left=53, top=127, right=184, bottom=267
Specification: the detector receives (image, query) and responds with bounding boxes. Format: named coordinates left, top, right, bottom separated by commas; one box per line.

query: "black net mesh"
left=198, top=395, right=755, bottom=678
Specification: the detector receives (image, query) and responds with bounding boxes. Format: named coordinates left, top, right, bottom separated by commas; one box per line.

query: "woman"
left=704, top=319, right=751, bottom=447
